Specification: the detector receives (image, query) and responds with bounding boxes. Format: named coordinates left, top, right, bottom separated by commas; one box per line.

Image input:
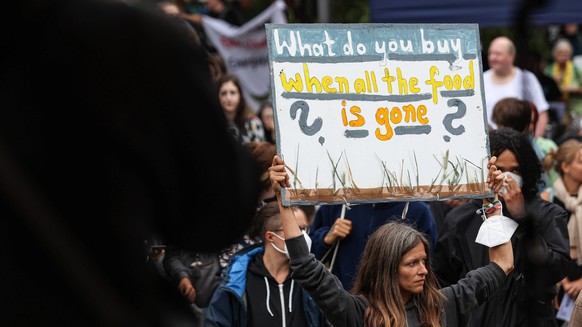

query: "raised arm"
left=442, top=157, right=515, bottom=326
left=268, top=155, right=366, bottom=327
left=269, top=155, right=302, bottom=239
left=485, top=156, right=514, bottom=276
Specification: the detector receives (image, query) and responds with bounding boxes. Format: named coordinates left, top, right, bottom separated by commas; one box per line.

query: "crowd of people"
left=7, top=0, right=582, bottom=325
left=148, top=22, right=582, bottom=326
left=174, top=24, right=582, bottom=327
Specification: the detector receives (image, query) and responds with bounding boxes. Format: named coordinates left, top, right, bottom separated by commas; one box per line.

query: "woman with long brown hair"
left=350, top=222, right=445, bottom=326
left=268, top=155, right=514, bottom=327
left=217, top=74, right=265, bottom=144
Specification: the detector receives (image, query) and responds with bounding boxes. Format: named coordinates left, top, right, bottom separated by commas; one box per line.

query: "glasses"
left=272, top=226, right=310, bottom=234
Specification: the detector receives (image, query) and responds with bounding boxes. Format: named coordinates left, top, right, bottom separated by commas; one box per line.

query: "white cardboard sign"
left=266, top=23, right=491, bottom=205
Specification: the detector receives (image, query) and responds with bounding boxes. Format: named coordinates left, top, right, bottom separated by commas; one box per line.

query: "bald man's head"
left=487, top=36, right=516, bottom=73
left=491, top=37, right=515, bottom=55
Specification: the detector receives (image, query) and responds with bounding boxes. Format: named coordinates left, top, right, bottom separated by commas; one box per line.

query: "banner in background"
left=202, top=0, right=287, bottom=112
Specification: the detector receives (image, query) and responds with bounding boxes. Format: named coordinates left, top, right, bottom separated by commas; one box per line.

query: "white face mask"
left=270, top=230, right=312, bottom=259
left=270, top=232, right=290, bottom=259
left=302, top=230, right=312, bottom=252
left=500, top=171, right=523, bottom=197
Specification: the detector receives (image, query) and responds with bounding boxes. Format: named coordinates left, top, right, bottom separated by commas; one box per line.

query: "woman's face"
left=398, top=242, right=428, bottom=302
left=494, top=149, right=521, bottom=175
left=563, top=149, right=582, bottom=184
left=219, top=81, right=240, bottom=114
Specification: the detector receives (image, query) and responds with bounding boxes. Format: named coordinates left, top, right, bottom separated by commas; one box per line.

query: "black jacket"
left=286, top=233, right=507, bottom=327
left=433, top=198, right=570, bottom=327
left=204, top=244, right=327, bottom=327
left=245, top=253, right=309, bottom=327
left=163, top=248, right=222, bottom=308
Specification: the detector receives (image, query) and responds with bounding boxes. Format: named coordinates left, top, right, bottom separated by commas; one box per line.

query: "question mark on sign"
left=290, top=100, right=325, bottom=145
left=442, top=99, right=466, bottom=142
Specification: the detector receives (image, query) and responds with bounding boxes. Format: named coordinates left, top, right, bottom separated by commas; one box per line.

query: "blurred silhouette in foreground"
left=0, top=0, right=259, bottom=326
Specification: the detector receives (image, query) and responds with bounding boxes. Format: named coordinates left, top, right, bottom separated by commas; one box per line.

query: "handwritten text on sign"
left=265, top=24, right=491, bottom=205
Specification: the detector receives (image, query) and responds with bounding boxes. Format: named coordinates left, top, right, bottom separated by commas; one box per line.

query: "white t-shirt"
left=483, top=67, right=549, bottom=129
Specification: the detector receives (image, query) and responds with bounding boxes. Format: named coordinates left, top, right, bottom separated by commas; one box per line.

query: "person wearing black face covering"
left=0, top=0, right=259, bottom=326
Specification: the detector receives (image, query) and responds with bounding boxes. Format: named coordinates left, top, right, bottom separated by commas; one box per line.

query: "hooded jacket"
left=204, top=244, right=326, bottom=327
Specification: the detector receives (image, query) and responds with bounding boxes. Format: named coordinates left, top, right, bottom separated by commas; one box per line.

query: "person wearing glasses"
left=204, top=201, right=327, bottom=326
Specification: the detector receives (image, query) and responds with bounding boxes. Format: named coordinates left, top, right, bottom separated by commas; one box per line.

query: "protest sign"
left=266, top=24, right=492, bottom=206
